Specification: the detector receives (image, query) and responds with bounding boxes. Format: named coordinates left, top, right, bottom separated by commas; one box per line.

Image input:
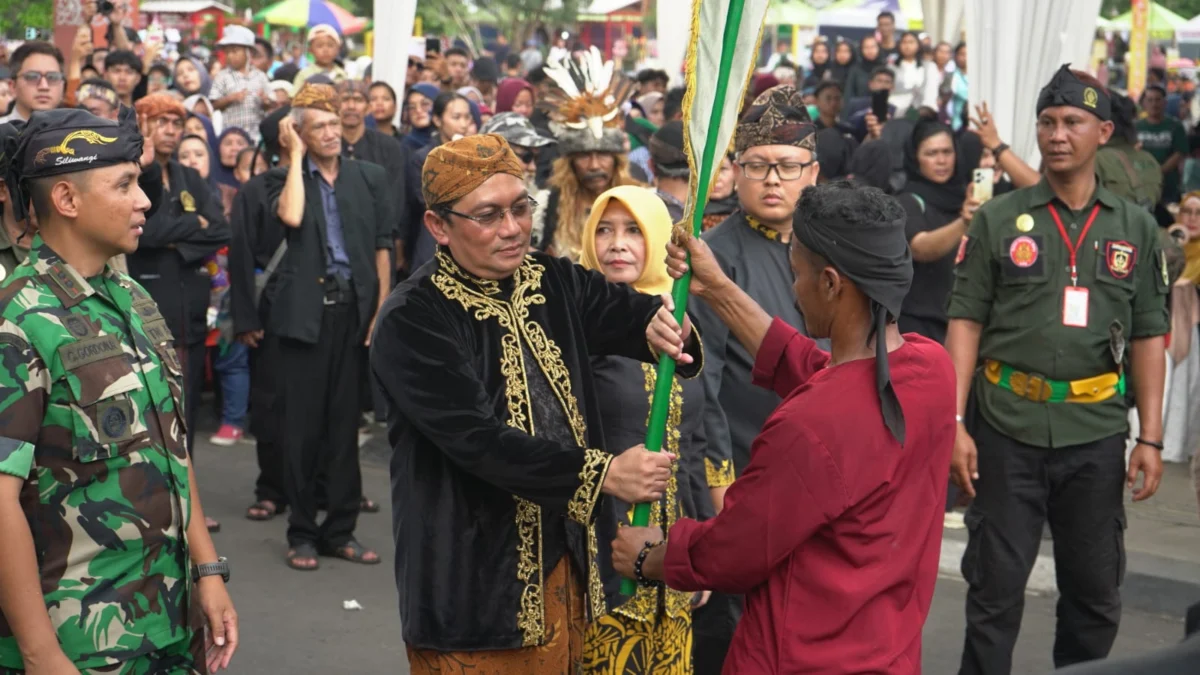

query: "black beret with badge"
left=1036, top=64, right=1112, bottom=122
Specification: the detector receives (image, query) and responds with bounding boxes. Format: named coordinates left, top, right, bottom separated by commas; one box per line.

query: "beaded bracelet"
left=634, top=540, right=665, bottom=589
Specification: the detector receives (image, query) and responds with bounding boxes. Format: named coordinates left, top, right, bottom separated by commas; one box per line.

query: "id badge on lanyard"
left=1047, top=203, right=1100, bottom=329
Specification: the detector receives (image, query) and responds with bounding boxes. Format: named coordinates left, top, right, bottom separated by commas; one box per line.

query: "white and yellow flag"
left=680, top=0, right=772, bottom=234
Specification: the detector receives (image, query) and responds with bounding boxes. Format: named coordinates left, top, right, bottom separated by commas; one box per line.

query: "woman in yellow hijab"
left=579, top=186, right=728, bottom=675
left=1177, top=191, right=1200, bottom=285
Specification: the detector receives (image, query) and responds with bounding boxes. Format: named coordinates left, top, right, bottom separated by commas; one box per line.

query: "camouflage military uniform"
left=0, top=237, right=203, bottom=674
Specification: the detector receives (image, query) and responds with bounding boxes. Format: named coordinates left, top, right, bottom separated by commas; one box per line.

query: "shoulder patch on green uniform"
left=43, top=263, right=88, bottom=307
left=955, top=235, right=973, bottom=265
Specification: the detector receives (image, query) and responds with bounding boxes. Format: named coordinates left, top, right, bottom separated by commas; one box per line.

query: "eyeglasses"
left=442, top=196, right=539, bottom=228
left=514, top=149, right=536, bottom=164
left=18, top=71, right=65, bottom=85
left=737, top=159, right=815, bottom=181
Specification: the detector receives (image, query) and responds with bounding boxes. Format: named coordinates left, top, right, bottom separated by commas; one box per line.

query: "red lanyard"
left=1046, top=203, right=1100, bottom=287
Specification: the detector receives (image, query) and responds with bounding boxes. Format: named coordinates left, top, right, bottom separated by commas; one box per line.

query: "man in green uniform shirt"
left=0, top=109, right=238, bottom=674
left=1135, top=84, right=1187, bottom=224
left=948, top=66, right=1170, bottom=675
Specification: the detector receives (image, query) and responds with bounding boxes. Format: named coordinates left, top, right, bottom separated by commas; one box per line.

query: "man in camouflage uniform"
left=0, top=109, right=237, bottom=674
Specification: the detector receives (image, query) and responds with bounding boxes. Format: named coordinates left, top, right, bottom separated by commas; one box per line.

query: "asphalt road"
left=194, top=438, right=1186, bottom=674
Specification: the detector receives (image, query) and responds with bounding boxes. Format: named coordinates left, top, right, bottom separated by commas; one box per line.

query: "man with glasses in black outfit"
left=687, top=84, right=821, bottom=675
left=0, top=42, right=65, bottom=124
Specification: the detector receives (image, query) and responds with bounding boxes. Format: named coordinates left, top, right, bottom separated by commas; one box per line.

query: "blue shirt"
left=307, top=158, right=353, bottom=279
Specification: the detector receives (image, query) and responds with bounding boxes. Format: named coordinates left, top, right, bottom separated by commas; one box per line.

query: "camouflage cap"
left=480, top=112, right=557, bottom=150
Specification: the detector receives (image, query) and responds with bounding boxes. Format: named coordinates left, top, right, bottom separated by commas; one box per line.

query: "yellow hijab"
left=1180, top=193, right=1200, bottom=285
left=580, top=186, right=675, bottom=296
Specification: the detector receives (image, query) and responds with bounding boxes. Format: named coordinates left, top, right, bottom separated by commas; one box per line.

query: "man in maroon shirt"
left=614, top=181, right=957, bottom=673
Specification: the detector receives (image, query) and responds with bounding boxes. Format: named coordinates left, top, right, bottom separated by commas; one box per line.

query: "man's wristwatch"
left=192, top=557, right=230, bottom=583
left=990, top=142, right=1010, bottom=159
left=1135, top=437, right=1164, bottom=451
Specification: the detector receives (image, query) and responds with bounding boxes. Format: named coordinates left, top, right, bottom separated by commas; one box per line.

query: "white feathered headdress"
left=542, top=46, right=634, bottom=154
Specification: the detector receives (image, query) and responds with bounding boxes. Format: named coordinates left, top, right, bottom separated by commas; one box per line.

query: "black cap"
left=649, top=120, right=689, bottom=178
left=259, top=104, right=291, bottom=162
left=1036, top=64, right=1111, bottom=122
left=4, top=108, right=142, bottom=222
left=472, top=56, right=499, bottom=83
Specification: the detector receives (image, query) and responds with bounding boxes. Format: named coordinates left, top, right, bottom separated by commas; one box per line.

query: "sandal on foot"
left=322, top=538, right=381, bottom=565
left=246, top=500, right=284, bottom=521
left=360, top=496, right=380, bottom=513
left=287, top=543, right=320, bottom=571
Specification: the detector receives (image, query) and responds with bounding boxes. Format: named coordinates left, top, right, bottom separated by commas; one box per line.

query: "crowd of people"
left=0, top=4, right=1198, bottom=674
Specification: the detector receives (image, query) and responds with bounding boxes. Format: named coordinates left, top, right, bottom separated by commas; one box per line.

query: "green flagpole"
left=622, top=0, right=748, bottom=596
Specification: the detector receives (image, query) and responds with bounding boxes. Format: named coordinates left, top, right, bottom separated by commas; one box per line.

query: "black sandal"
left=322, top=538, right=381, bottom=565
left=287, top=543, right=320, bottom=571
left=360, top=496, right=380, bottom=514
left=246, top=500, right=285, bottom=521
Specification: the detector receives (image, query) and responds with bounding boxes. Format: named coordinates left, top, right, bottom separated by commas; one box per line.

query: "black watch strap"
left=1135, top=437, right=1164, bottom=451
left=992, top=142, right=1010, bottom=158
left=192, top=557, right=230, bottom=583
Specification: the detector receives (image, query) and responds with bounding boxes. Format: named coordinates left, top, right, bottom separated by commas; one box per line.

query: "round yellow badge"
left=1016, top=214, right=1034, bottom=232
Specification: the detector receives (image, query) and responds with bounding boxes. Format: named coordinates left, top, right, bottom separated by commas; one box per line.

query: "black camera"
left=97, top=1, right=116, bottom=15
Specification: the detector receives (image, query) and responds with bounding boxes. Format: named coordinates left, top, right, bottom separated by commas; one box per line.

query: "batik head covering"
left=292, top=83, right=340, bottom=114
left=421, top=133, right=525, bottom=208
left=1036, top=64, right=1111, bottom=122
left=581, top=185, right=674, bottom=295
left=77, top=80, right=121, bottom=112
left=4, top=108, right=143, bottom=222
left=735, top=84, right=817, bottom=154
left=792, top=181, right=913, bottom=445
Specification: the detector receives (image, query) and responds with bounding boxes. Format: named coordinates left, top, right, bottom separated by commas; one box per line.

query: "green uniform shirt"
left=1095, top=141, right=1163, bottom=212
left=1136, top=117, right=1187, bottom=201
left=0, top=237, right=194, bottom=670
left=947, top=178, right=1171, bottom=449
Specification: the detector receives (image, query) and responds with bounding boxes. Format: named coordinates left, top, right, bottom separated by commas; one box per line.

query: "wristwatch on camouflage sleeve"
left=192, top=557, right=231, bottom=583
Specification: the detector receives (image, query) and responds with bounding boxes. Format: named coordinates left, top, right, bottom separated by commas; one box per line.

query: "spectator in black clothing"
left=846, top=35, right=886, bottom=101
left=252, top=37, right=274, bottom=75
left=814, top=81, right=854, bottom=136
left=146, top=63, right=171, bottom=95
left=895, top=119, right=978, bottom=344
left=104, top=49, right=142, bottom=107
left=816, top=127, right=858, bottom=183
left=664, top=86, right=686, bottom=123
left=368, top=81, right=399, bottom=137
left=267, top=84, right=393, bottom=571
left=404, top=92, right=474, bottom=271
left=336, top=79, right=408, bottom=278
left=230, top=105, right=291, bottom=524
left=848, top=66, right=896, bottom=141
left=830, top=40, right=855, bottom=87
left=802, top=40, right=831, bottom=89
left=129, top=95, right=230, bottom=511
left=636, top=68, right=669, bottom=96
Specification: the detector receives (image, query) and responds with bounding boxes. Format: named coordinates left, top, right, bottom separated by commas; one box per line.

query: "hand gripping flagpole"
left=622, top=0, right=751, bottom=596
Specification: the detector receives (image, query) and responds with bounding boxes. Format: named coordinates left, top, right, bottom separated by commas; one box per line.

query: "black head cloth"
left=1036, top=64, right=1111, bottom=122
left=5, top=108, right=143, bottom=223
left=793, top=181, right=914, bottom=445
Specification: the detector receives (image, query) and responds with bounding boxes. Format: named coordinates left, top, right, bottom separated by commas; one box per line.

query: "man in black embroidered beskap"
left=371, top=134, right=701, bottom=673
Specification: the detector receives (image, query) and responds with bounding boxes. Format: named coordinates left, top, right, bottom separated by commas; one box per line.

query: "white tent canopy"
left=1179, top=14, right=1200, bottom=43
left=966, top=0, right=1103, bottom=168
